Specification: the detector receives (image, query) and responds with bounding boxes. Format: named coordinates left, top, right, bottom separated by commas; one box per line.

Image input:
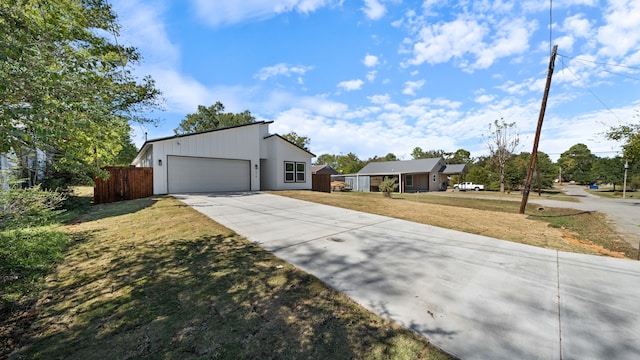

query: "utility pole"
left=520, top=45, right=558, bottom=214
left=623, top=160, right=628, bottom=199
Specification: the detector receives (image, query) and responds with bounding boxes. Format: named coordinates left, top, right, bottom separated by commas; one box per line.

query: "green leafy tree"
left=336, top=152, right=364, bottom=174
left=449, top=149, right=472, bottom=164
left=591, top=157, right=626, bottom=190
left=1, top=0, right=161, bottom=184
left=504, top=152, right=555, bottom=191
left=484, top=119, right=520, bottom=193
left=281, top=131, right=310, bottom=151
left=315, top=154, right=338, bottom=168
left=411, top=147, right=449, bottom=160
left=367, top=153, right=398, bottom=163
left=607, top=111, right=640, bottom=164
left=557, top=143, right=597, bottom=184
left=173, top=102, right=255, bottom=134
left=113, top=129, right=140, bottom=166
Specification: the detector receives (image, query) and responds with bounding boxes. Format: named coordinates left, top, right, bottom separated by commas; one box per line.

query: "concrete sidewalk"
left=175, top=192, right=640, bottom=360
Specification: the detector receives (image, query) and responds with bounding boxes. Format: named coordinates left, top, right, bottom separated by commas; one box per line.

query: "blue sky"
left=112, top=0, right=640, bottom=161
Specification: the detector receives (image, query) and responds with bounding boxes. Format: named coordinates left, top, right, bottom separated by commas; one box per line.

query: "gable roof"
left=263, top=134, right=316, bottom=157
left=140, top=121, right=274, bottom=146
left=441, top=164, right=467, bottom=174
left=357, top=158, right=443, bottom=175
left=312, top=164, right=340, bottom=175
left=132, top=121, right=274, bottom=164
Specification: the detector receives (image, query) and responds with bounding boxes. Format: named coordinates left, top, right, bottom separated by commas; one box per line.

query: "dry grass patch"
left=9, top=196, right=453, bottom=360
left=273, top=191, right=636, bottom=258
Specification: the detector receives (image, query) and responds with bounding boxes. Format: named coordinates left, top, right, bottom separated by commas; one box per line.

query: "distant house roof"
left=441, top=164, right=467, bottom=174
left=357, top=158, right=443, bottom=175
left=312, top=164, right=340, bottom=175
left=356, top=158, right=466, bottom=175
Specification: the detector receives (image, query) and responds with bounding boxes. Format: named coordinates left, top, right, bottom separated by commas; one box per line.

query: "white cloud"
left=366, top=70, right=377, bottom=82
left=596, top=0, right=640, bottom=58
left=363, top=54, right=379, bottom=67
left=402, top=80, right=425, bottom=96
left=406, top=16, right=488, bottom=66
left=402, top=10, right=535, bottom=71
left=191, top=0, right=340, bottom=26
left=475, top=94, right=495, bottom=103
left=361, top=0, right=386, bottom=20
left=561, top=14, right=593, bottom=38
left=369, top=94, right=390, bottom=104
left=112, top=0, right=180, bottom=67
left=337, top=79, right=365, bottom=91
left=254, top=63, right=313, bottom=80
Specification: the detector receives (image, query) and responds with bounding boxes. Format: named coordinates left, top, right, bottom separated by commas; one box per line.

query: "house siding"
left=260, top=136, right=312, bottom=190
left=143, top=124, right=267, bottom=194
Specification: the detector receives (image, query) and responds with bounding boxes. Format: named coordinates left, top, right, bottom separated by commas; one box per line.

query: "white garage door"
left=167, top=156, right=251, bottom=193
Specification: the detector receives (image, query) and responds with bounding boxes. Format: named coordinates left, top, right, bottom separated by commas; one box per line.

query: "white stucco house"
left=131, top=121, right=315, bottom=194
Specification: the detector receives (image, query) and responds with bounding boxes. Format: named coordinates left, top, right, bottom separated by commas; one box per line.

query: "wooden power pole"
left=520, top=45, right=558, bottom=214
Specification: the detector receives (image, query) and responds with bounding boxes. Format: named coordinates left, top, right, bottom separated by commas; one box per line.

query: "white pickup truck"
left=453, top=182, right=484, bottom=191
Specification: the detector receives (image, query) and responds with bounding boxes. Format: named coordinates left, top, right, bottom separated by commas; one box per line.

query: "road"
left=528, top=185, right=640, bottom=249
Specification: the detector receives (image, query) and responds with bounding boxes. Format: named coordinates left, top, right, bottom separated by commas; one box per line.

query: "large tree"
left=173, top=102, right=255, bottom=135
left=315, top=154, right=338, bottom=168
left=557, top=143, right=597, bottom=184
left=336, top=152, right=365, bottom=174
left=1, top=0, right=161, bottom=183
left=591, top=156, right=626, bottom=190
left=607, top=118, right=640, bottom=165
left=281, top=131, right=310, bottom=151
left=485, top=119, right=520, bottom=193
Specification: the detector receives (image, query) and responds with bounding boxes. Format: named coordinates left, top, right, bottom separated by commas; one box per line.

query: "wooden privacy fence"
left=94, top=166, right=153, bottom=204
left=312, top=173, right=331, bottom=193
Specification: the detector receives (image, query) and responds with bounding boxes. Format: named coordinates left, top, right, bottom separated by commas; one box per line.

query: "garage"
left=167, top=156, right=250, bottom=193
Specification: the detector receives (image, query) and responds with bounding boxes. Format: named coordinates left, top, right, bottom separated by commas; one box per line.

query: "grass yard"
left=5, top=195, right=454, bottom=360
left=273, top=190, right=637, bottom=259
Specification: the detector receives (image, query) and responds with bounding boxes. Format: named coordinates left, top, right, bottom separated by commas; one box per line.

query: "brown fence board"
left=312, top=173, right=331, bottom=193
left=94, top=167, right=153, bottom=204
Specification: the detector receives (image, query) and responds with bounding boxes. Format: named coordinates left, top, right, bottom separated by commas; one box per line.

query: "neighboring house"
left=131, top=121, right=315, bottom=194
left=344, top=158, right=467, bottom=193
left=0, top=148, right=48, bottom=189
left=312, top=164, right=340, bottom=175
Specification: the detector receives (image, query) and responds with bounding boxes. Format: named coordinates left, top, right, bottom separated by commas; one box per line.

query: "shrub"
left=379, top=177, right=398, bottom=198
left=0, top=183, right=66, bottom=230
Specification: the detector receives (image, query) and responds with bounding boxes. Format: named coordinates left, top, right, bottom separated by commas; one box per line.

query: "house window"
left=296, top=162, right=305, bottom=182
left=285, top=162, right=295, bottom=182
left=406, top=174, right=413, bottom=187
left=432, top=174, right=437, bottom=182
left=285, top=161, right=306, bottom=183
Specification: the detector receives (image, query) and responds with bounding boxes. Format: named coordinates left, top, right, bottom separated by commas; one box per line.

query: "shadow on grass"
left=10, top=231, right=442, bottom=359
left=72, top=197, right=159, bottom=223
left=527, top=210, right=593, bottom=218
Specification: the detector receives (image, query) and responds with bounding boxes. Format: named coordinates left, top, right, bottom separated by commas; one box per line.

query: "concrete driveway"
left=175, top=192, right=640, bottom=360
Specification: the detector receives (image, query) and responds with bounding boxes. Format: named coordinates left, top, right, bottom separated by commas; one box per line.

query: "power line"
left=557, top=54, right=640, bottom=71
left=559, top=57, right=625, bottom=123
left=558, top=54, right=640, bottom=81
